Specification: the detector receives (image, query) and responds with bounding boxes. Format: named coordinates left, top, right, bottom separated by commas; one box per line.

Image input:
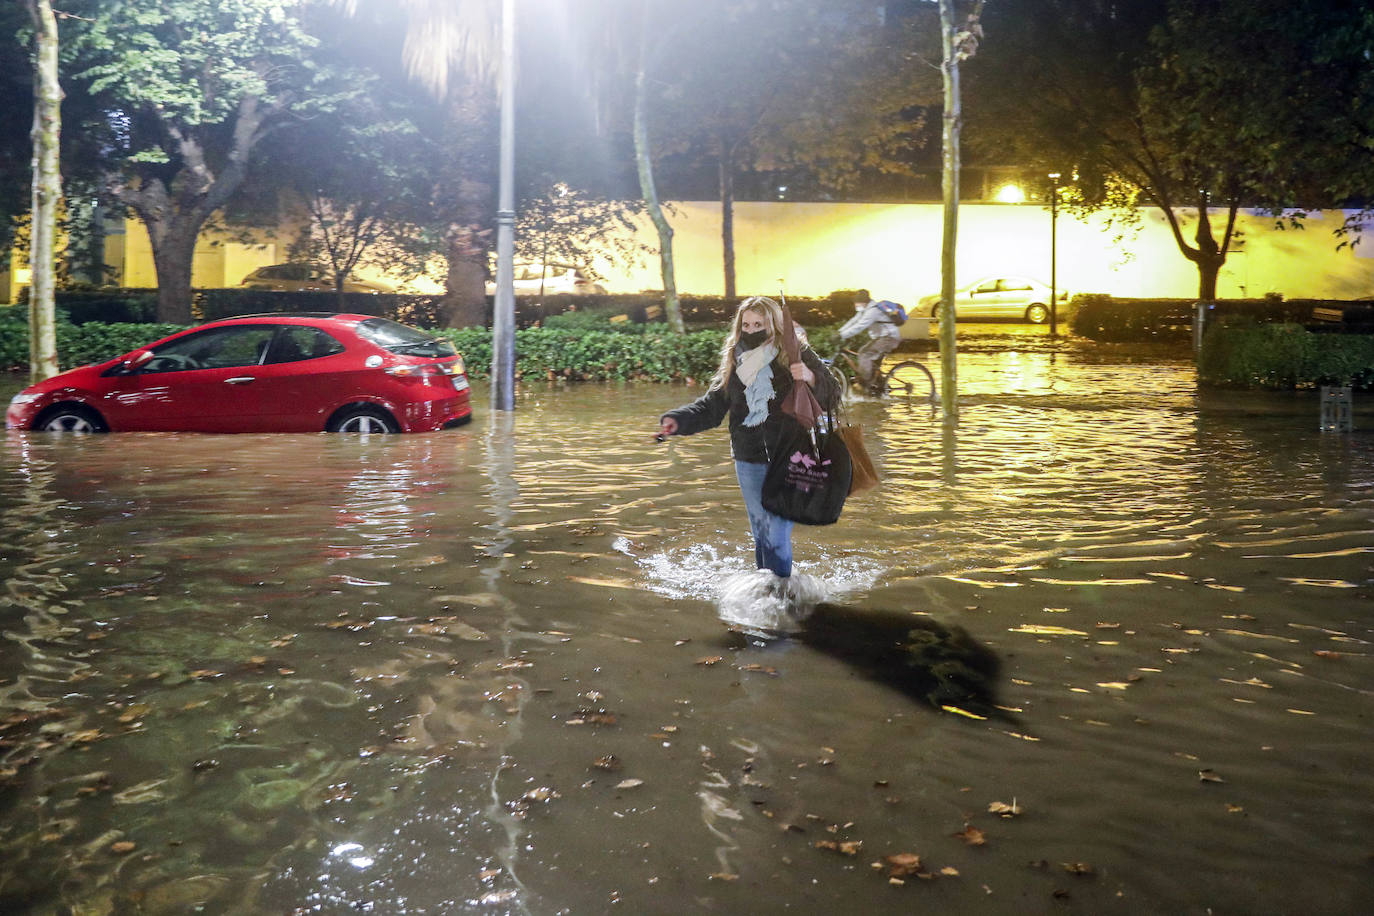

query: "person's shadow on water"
left=724, top=602, right=1006, bottom=722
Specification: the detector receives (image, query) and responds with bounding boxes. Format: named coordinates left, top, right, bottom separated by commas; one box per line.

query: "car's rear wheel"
left=34, top=403, right=108, bottom=433
left=1025, top=303, right=1050, bottom=324
left=327, top=406, right=400, bottom=434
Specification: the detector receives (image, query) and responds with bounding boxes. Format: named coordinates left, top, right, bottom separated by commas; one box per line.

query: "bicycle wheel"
left=883, top=361, right=937, bottom=402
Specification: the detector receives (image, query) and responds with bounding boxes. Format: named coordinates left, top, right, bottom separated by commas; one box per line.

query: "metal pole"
left=937, top=0, right=960, bottom=420
left=1048, top=172, right=1060, bottom=337
left=491, top=0, right=517, bottom=411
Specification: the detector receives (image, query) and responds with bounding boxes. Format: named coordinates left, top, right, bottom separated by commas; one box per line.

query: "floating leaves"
left=881, top=852, right=922, bottom=877
left=695, top=656, right=724, bottom=667
left=815, top=839, right=862, bottom=856
left=565, top=709, right=617, bottom=727
left=614, top=778, right=644, bottom=790
left=592, top=755, right=622, bottom=772
left=737, top=663, right=779, bottom=676
left=953, top=825, right=986, bottom=846
left=1198, top=769, right=1225, bottom=784
left=988, top=800, right=1022, bottom=818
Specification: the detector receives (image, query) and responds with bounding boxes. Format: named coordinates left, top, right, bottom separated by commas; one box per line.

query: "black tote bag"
left=761, top=422, right=853, bottom=526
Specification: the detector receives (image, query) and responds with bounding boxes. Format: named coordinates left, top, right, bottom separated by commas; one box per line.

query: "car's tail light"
left=384, top=358, right=466, bottom=379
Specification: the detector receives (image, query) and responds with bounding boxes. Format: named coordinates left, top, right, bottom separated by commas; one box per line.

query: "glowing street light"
left=994, top=182, right=1026, bottom=204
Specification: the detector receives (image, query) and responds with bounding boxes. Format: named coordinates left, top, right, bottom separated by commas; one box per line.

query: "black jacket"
left=662, top=347, right=835, bottom=463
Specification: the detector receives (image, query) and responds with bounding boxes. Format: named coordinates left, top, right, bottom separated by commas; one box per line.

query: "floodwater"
left=1, top=338, right=1372, bottom=915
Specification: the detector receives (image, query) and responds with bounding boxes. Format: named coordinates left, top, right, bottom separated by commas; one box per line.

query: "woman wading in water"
left=656, top=296, right=835, bottom=583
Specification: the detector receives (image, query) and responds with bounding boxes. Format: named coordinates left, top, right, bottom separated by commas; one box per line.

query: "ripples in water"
left=1, top=351, right=1372, bottom=914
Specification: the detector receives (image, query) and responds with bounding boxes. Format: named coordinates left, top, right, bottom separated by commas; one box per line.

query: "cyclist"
left=838, top=289, right=901, bottom=395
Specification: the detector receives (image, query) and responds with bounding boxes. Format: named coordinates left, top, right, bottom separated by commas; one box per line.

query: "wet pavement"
left=1, top=336, right=1372, bottom=914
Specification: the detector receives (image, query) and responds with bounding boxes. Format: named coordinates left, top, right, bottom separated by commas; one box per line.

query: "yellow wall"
left=30, top=202, right=1367, bottom=306
left=591, top=202, right=1374, bottom=302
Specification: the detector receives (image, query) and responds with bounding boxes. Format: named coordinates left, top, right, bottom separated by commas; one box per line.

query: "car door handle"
left=225, top=376, right=256, bottom=385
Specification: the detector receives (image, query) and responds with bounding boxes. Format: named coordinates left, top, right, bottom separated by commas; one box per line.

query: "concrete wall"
left=591, top=202, right=1374, bottom=303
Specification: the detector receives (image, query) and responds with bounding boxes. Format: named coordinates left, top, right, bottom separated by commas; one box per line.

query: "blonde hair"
left=709, top=296, right=791, bottom=391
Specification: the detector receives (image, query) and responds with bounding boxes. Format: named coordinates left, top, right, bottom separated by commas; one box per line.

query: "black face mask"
left=739, top=329, right=769, bottom=349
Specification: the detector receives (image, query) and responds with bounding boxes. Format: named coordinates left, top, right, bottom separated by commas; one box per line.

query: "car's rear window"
left=355, top=318, right=455, bottom=357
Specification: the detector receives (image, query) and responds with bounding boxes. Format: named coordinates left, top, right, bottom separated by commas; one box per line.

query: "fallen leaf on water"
left=592, top=755, right=622, bottom=771
left=615, top=778, right=644, bottom=790
left=1313, top=650, right=1342, bottom=659
left=522, top=787, right=560, bottom=802
left=187, top=670, right=222, bottom=680
left=1198, top=769, right=1225, bottom=784
left=1062, top=862, right=1095, bottom=875
left=708, top=872, right=739, bottom=881
left=1226, top=804, right=1244, bottom=813
left=674, top=639, right=691, bottom=647
left=953, top=825, right=986, bottom=846
left=1095, top=622, right=1121, bottom=629
left=110, top=841, right=136, bottom=854
left=324, top=620, right=373, bottom=632
left=496, top=659, right=533, bottom=670
left=695, top=655, right=724, bottom=666
left=883, top=853, right=922, bottom=877
left=940, top=866, right=960, bottom=877
left=988, top=800, right=1022, bottom=818
left=737, top=664, right=779, bottom=676
left=815, top=840, right=862, bottom=856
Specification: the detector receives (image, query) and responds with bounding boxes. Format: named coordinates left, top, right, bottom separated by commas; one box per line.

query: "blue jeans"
left=734, top=460, right=794, bottom=578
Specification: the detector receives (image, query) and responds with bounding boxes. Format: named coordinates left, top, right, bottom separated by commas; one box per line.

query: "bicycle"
left=823, top=346, right=938, bottom=403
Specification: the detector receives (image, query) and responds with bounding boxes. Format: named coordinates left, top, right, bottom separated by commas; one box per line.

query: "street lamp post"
left=491, top=0, right=517, bottom=412
left=1048, top=171, right=1060, bottom=337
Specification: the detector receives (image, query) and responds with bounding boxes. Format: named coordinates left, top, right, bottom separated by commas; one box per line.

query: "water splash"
left=623, top=537, right=885, bottom=633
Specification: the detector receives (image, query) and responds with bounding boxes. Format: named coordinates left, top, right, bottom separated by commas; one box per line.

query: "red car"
left=6, top=314, right=472, bottom=434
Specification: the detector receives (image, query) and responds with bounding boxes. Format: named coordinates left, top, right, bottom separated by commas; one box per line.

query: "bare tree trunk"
left=438, top=82, right=496, bottom=329
left=442, top=222, right=490, bottom=328
left=719, top=143, right=736, bottom=301
left=26, top=0, right=61, bottom=382
left=633, top=25, right=684, bottom=334
left=938, top=0, right=962, bottom=420
left=146, top=225, right=197, bottom=324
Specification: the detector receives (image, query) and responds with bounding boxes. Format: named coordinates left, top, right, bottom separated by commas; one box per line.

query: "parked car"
left=6, top=314, right=471, bottom=434
left=918, top=276, right=1066, bottom=323
left=484, top=262, right=606, bottom=296
left=239, top=263, right=395, bottom=294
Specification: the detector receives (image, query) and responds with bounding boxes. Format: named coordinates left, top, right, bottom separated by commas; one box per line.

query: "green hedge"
left=1070, top=294, right=1348, bottom=343
left=1, top=313, right=844, bottom=383
left=0, top=318, right=188, bottom=372
left=22, top=286, right=859, bottom=330
left=437, top=326, right=726, bottom=382
left=1198, top=320, right=1374, bottom=390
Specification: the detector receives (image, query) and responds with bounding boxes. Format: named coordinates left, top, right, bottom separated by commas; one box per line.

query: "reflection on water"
left=2, top=343, right=1372, bottom=914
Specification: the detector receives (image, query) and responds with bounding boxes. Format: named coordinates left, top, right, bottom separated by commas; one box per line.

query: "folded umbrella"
left=778, top=301, right=822, bottom=429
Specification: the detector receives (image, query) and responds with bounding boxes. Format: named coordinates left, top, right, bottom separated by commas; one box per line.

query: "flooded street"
left=2, top=339, right=1372, bottom=914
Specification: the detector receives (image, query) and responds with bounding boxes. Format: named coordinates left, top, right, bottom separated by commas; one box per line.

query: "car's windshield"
left=355, top=318, right=455, bottom=357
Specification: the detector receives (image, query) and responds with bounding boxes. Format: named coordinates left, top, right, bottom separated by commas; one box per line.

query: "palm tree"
left=332, top=0, right=500, bottom=329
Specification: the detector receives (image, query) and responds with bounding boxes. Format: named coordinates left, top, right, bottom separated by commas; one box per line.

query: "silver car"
left=918, top=276, right=1065, bottom=323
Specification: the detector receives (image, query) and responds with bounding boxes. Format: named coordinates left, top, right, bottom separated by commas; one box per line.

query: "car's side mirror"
left=124, top=349, right=155, bottom=371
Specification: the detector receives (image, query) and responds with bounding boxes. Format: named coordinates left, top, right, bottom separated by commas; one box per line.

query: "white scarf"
left=736, top=342, right=778, bottom=427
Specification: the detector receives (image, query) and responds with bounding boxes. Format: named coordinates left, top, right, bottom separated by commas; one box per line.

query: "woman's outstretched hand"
left=790, top=362, right=815, bottom=385
left=653, top=416, right=678, bottom=442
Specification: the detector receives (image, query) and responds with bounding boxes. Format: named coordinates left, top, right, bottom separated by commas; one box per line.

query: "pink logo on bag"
left=784, top=450, right=831, bottom=492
